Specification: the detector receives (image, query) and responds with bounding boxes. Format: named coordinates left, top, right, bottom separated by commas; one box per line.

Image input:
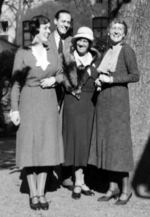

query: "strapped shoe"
left=98, top=188, right=120, bottom=202
left=72, top=185, right=82, bottom=200
left=81, top=184, right=95, bottom=196
left=29, top=196, right=40, bottom=210
left=115, top=192, right=132, bottom=205
left=39, top=195, right=49, bottom=210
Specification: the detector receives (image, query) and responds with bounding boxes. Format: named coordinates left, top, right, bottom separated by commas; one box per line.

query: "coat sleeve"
left=112, top=45, right=139, bottom=84
left=11, top=49, right=23, bottom=111
left=54, top=37, right=73, bottom=84
left=54, top=53, right=64, bottom=84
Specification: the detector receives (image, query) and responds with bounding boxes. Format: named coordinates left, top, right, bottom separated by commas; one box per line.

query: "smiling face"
left=109, top=22, right=125, bottom=45
left=36, top=22, right=51, bottom=43
left=54, top=12, right=71, bottom=36
left=76, top=38, right=90, bottom=56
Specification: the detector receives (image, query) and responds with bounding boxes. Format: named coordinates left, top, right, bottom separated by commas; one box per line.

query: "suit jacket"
left=48, top=32, right=72, bottom=105
left=49, top=32, right=72, bottom=56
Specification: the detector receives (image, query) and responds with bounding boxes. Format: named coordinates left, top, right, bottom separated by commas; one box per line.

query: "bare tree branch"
left=0, top=0, right=5, bottom=15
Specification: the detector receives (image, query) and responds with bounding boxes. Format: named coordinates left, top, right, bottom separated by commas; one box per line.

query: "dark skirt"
left=88, top=85, right=134, bottom=172
left=63, top=90, right=96, bottom=167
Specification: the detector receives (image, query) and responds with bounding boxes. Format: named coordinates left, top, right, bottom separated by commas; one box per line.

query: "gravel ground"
left=0, top=137, right=150, bottom=217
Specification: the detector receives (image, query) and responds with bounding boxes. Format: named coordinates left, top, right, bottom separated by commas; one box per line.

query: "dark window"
left=92, top=17, right=109, bottom=40
left=22, top=20, right=32, bottom=46
left=96, top=0, right=103, bottom=3
left=0, top=21, right=8, bottom=32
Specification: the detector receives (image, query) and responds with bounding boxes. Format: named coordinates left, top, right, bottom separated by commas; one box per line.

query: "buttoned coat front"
left=88, top=44, right=139, bottom=172
left=11, top=44, right=64, bottom=168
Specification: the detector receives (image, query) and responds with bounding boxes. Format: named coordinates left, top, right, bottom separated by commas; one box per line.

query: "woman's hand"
left=11, top=112, right=20, bottom=126
left=40, top=77, right=56, bottom=88
left=95, top=77, right=102, bottom=87
left=97, top=68, right=101, bottom=73
left=99, top=74, right=113, bottom=84
left=95, top=77, right=102, bottom=91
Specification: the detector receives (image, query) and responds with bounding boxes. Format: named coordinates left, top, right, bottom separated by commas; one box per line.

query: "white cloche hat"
left=72, top=26, right=94, bottom=44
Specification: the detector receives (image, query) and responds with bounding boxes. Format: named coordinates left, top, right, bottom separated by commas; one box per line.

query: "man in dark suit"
left=49, top=10, right=73, bottom=190
left=49, top=9, right=72, bottom=109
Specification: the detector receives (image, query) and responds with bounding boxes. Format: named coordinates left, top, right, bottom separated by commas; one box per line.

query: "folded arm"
left=112, top=45, right=139, bottom=84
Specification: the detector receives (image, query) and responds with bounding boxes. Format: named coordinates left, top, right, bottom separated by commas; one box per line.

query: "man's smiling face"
left=54, top=12, right=71, bottom=36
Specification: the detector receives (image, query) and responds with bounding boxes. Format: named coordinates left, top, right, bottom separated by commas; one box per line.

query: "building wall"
left=1, top=0, right=108, bottom=45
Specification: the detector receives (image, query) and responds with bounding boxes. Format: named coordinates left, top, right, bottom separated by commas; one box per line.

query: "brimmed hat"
left=72, top=27, right=94, bottom=45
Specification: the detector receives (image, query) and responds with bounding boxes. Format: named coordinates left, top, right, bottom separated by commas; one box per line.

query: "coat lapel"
left=63, top=36, right=72, bottom=52
left=49, top=32, right=58, bottom=55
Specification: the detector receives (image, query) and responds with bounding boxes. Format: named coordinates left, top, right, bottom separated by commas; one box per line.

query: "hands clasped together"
left=40, top=76, right=56, bottom=88
left=95, top=70, right=113, bottom=91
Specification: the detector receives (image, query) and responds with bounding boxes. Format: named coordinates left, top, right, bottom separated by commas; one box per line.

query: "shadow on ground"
left=132, top=135, right=150, bottom=199
left=0, top=136, right=112, bottom=195
left=0, top=136, right=16, bottom=169
left=4, top=136, right=147, bottom=197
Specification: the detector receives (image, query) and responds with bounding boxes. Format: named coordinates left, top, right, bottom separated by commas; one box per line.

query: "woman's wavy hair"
left=29, top=15, right=50, bottom=37
left=109, top=18, right=128, bottom=36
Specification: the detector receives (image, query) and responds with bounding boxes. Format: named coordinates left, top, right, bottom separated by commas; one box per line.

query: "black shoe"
left=115, top=192, right=132, bottom=205
left=81, top=189, right=95, bottom=196
left=98, top=188, right=120, bottom=202
left=81, top=184, right=95, bottom=196
left=39, top=195, right=49, bottom=210
left=29, top=196, right=40, bottom=210
left=72, top=186, right=81, bottom=200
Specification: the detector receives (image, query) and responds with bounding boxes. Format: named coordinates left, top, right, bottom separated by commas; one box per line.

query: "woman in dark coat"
left=10, top=15, right=63, bottom=210
left=61, top=27, right=100, bottom=199
left=88, top=18, right=139, bottom=205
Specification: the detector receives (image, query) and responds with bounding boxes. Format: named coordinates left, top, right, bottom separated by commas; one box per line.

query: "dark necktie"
left=58, top=38, right=63, bottom=54
left=56, top=37, right=64, bottom=109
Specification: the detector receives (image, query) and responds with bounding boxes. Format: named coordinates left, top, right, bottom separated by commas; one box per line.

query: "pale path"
left=0, top=137, right=150, bottom=217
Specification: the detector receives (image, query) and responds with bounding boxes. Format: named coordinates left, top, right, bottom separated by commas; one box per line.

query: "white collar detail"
left=74, top=50, right=93, bottom=67
left=31, top=46, right=50, bottom=71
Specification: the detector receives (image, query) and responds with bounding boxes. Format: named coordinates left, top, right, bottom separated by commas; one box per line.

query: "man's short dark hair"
left=55, top=10, right=71, bottom=20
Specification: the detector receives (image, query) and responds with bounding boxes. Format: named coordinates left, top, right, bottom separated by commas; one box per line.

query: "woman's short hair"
left=29, top=15, right=50, bottom=36
left=109, top=18, right=128, bottom=35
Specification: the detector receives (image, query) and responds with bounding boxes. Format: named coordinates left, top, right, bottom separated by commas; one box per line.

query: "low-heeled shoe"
left=115, top=192, right=132, bottom=205
left=72, top=191, right=81, bottom=199
left=29, top=196, right=40, bottom=210
left=39, top=196, right=49, bottom=210
left=81, top=189, right=95, bottom=196
left=98, top=188, right=120, bottom=202
left=72, top=186, right=81, bottom=200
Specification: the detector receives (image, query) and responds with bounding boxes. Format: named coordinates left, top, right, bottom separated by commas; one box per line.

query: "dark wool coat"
left=62, top=46, right=101, bottom=167
left=88, top=44, right=139, bottom=172
left=48, top=33, right=72, bottom=127
left=11, top=44, right=64, bottom=168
